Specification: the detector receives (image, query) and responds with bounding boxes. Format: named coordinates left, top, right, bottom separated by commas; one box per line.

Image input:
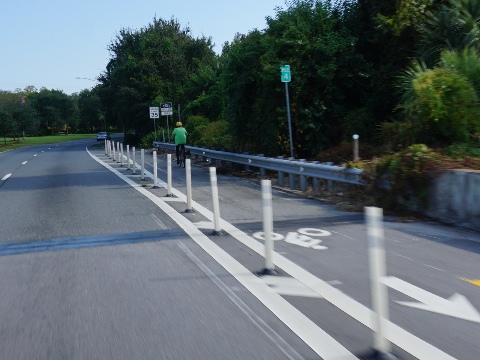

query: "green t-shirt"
left=172, top=127, right=187, bottom=145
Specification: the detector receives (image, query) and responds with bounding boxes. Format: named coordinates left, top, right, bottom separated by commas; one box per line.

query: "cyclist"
left=172, top=121, right=188, bottom=165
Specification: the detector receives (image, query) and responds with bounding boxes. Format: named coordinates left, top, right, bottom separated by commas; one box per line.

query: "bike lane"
left=90, top=146, right=480, bottom=359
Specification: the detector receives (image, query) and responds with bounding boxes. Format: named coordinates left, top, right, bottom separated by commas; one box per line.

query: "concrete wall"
left=427, top=170, right=480, bottom=231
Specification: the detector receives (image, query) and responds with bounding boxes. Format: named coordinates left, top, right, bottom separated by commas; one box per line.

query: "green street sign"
left=280, top=65, right=291, bottom=82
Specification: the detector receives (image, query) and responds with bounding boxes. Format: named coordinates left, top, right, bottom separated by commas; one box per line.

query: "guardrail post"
left=209, top=167, right=223, bottom=235
left=117, top=142, right=121, bottom=162
left=120, top=143, right=124, bottom=166
left=288, top=157, right=296, bottom=190
left=166, top=154, right=173, bottom=197
left=104, top=139, right=108, bottom=155
left=112, top=142, right=116, bottom=161
left=326, top=162, right=335, bottom=193
left=132, top=147, right=137, bottom=175
left=365, top=207, right=394, bottom=359
left=258, top=154, right=266, bottom=176
left=300, top=159, right=307, bottom=191
left=185, top=159, right=194, bottom=213
left=152, top=150, right=159, bottom=188
left=312, top=161, right=320, bottom=191
left=244, top=152, right=251, bottom=172
left=277, top=156, right=285, bottom=186
left=141, top=149, right=145, bottom=181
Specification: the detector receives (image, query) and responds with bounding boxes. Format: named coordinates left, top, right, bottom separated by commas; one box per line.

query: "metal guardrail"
left=153, top=141, right=364, bottom=187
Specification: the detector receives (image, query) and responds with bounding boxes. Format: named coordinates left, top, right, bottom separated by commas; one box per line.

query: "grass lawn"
left=0, top=134, right=97, bottom=153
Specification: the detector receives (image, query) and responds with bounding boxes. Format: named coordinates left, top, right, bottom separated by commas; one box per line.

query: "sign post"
left=161, top=102, right=173, bottom=142
left=281, top=65, right=294, bottom=158
left=149, top=106, right=159, bottom=141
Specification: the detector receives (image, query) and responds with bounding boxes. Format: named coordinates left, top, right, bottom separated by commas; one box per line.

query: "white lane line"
left=422, top=264, right=445, bottom=272
left=178, top=242, right=305, bottom=360
left=34, top=154, right=37, bottom=157
left=87, top=148, right=357, bottom=360
left=394, top=253, right=413, bottom=261
left=150, top=213, right=168, bottom=230
left=88, top=149, right=456, bottom=360
left=1, top=173, right=12, bottom=181
left=21, top=161, right=27, bottom=165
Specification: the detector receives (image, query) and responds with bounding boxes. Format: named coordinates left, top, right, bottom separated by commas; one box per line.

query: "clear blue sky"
left=0, top=0, right=286, bottom=95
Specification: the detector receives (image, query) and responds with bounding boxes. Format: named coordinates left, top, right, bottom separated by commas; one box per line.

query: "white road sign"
left=161, top=102, right=173, bottom=116
left=149, top=107, right=159, bottom=118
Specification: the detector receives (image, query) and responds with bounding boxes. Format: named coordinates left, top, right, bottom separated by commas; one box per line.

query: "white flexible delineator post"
left=153, top=150, right=159, bottom=188
left=260, top=180, right=277, bottom=275
left=185, top=159, right=193, bottom=212
left=209, top=167, right=222, bottom=234
left=127, top=145, right=131, bottom=170
left=366, top=206, right=392, bottom=357
left=141, top=149, right=145, bottom=180
left=167, top=154, right=172, bottom=196
left=132, top=147, right=136, bottom=175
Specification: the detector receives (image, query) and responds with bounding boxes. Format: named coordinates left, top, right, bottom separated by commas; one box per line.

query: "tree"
left=98, top=17, right=217, bottom=136
left=78, top=88, right=103, bottom=132
left=417, top=0, right=480, bottom=64
left=397, top=64, right=480, bottom=144
left=0, top=107, right=15, bottom=144
left=29, top=89, right=75, bottom=135
left=220, top=0, right=371, bottom=157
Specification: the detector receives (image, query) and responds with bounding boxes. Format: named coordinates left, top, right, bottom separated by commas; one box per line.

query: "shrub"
left=400, top=67, right=480, bottom=145
left=140, top=132, right=155, bottom=149
left=363, top=144, right=442, bottom=211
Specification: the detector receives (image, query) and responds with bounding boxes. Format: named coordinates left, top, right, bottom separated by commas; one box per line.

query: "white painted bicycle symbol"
left=253, top=228, right=330, bottom=250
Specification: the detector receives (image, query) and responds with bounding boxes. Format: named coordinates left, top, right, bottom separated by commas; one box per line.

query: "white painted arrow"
left=382, top=276, right=480, bottom=323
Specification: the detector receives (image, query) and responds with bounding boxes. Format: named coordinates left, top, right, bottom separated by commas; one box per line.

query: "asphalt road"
left=0, top=139, right=318, bottom=360
left=0, top=138, right=479, bottom=359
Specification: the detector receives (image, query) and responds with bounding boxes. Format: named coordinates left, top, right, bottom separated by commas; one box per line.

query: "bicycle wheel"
left=179, top=147, right=185, bottom=168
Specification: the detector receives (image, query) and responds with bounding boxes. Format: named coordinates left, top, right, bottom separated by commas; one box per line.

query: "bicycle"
left=178, top=144, right=186, bottom=168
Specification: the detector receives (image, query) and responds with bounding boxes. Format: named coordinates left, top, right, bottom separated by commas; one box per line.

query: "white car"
left=96, top=132, right=111, bottom=141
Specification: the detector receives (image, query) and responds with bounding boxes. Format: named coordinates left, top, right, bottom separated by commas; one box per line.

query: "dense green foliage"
left=4, top=0, right=480, bottom=164
left=0, top=85, right=109, bottom=143
left=97, top=18, right=217, bottom=140
left=363, top=144, right=443, bottom=211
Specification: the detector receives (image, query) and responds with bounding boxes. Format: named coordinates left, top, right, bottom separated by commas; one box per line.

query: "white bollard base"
left=358, top=348, right=398, bottom=360
left=255, top=268, right=279, bottom=277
